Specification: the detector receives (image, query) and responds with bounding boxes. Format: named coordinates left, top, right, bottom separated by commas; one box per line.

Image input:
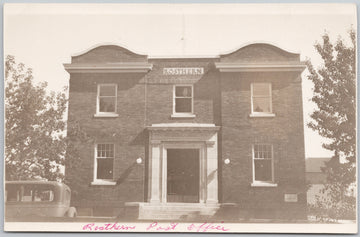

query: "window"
left=21, top=186, right=33, bottom=202
left=33, top=190, right=54, bottom=202
left=173, top=85, right=194, bottom=116
left=96, top=84, right=117, bottom=114
left=6, top=186, right=54, bottom=202
left=94, top=144, right=114, bottom=181
left=252, top=144, right=275, bottom=184
left=251, top=83, right=273, bottom=115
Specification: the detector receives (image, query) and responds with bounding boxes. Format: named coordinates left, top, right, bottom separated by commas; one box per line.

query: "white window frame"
left=92, top=143, right=116, bottom=185
left=250, top=83, right=275, bottom=118
left=171, top=84, right=195, bottom=118
left=251, top=144, right=277, bottom=187
left=94, top=84, right=119, bottom=118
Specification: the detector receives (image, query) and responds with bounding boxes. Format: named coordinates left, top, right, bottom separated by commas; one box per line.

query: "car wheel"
left=66, top=207, right=77, bottom=218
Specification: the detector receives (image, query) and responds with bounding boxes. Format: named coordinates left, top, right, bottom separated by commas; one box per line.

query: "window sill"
left=93, top=113, right=119, bottom=118
left=249, top=113, right=275, bottom=118
left=91, top=180, right=116, bottom=186
left=251, top=182, right=278, bottom=187
left=171, top=113, right=196, bottom=118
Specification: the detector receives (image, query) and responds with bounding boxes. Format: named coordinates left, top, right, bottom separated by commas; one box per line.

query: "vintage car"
left=5, top=181, right=77, bottom=218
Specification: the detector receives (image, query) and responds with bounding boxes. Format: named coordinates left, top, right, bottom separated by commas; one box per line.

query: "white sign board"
left=163, top=67, right=204, bottom=75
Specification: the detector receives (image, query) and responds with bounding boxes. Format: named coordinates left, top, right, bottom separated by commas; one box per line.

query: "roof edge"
left=71, top=42, right=148, bottom=57
left=219, top=41, right=301, bottom=57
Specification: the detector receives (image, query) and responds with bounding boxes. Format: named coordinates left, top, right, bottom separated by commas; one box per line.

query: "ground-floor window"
left=95, top=144, right=114, bottom=180
left=252, top=144, right=274, bottom=183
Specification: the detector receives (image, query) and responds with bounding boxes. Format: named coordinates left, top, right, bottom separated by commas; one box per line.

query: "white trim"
left=94, top=113, right=119, bottom=118
left=147, top=123, right=220, bottom=131
left=249, top=113, right=275, bottom=118
left=63, top=63, right=153, bottom=73
left=251, top=182, right=278, bottom=187
left=91, top=181, right=116, bottom=186
left=96, top=84, right=118, bottom=115
left=215, top=62, right=306, bottom=72
left=149, top=55, right=219, bottom=59
left=250, top=82, right=273, bottom=115
left=151, top=123, right=216, bottom=127
left=170, top=113, right=196, bottom=118
left=162, top=144, right=204, bottom=204
left=93, top=143, right=115, bottom=183
left=173, top=84, right=194, bottom=116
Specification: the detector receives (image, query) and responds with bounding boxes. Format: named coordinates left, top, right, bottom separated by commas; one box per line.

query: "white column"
left=205, top=133, right=218, bottom=204
left=199, top=146, right=206, bottom=204
left=149, top=140, right=161, bottom=203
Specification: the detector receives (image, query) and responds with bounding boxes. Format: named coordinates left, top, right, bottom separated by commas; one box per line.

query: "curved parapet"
left=72, top=44, right=148, bottom=63
left=64, top=44, right=152, bottom=73
left=216, top=43, right=305, bottom=72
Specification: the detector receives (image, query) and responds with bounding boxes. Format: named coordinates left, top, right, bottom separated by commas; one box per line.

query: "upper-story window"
left=250, top=83, right=274, bottom=117
left=172, top=85, right=195, bottom=117
left=96, top=84, right=118, bottom=116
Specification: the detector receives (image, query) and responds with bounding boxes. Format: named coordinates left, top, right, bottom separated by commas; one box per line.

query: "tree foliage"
left=5, top=55, right=67, bottom=181
left=306, top=28, right=356, bottom=221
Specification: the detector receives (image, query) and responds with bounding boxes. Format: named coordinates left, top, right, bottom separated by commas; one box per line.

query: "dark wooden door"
left=167, top=149, right=199, bottom=203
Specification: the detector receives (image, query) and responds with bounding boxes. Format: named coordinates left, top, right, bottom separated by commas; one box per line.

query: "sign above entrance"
left=163, top=67, right=204, bottom=75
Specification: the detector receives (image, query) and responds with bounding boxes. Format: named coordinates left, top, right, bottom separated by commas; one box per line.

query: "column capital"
left=150, top=140, right=162, bottom=145
left=205, top=140, right=216, bottom=147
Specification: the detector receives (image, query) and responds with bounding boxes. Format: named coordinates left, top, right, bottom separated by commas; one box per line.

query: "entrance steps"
left=138, top=203, right=220, bottom=220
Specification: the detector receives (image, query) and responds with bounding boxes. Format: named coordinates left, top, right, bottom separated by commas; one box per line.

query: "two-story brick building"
left=64, top=42, right=307, bottom=220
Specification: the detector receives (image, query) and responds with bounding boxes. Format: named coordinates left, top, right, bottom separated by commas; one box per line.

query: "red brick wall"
left=145, top=59, right=220, bottom=125
left=66, top=73, right=147, bottom=209
left=220, top=71, right=307, bottom=217
left=65, top=60, right=221, bottom=212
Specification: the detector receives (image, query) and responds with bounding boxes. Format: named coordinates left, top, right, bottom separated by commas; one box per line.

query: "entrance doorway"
left=167, top=149, right=200, bottom=203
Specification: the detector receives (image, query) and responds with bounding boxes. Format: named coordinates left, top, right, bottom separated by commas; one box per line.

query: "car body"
left=5, top=181, right=77, bottom=218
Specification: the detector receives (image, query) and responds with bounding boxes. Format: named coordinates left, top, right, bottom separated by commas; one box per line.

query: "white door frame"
left=147, top=125, right=219, bottom=205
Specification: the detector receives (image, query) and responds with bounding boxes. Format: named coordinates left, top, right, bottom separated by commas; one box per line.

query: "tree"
left=5, top=55, right=67, bottom=181
left=306, top=28, right=356, bottom=221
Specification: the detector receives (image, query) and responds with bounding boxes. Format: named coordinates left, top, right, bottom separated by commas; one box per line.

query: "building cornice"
left=215, top=62, right=306, bottom=72
left=147, top=123, right=220, bottom=131
left=63, top=63, right=153, bottom=73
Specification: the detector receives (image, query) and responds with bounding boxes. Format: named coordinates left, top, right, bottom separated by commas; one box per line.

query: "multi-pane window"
left=251, top=83, right=272, bottom=114
left=97, top=84, right=117, bottom=114
left=174, top=85, right=193, bottom=114
left=253, top=144, right=273, bottom=182
left=95, top=144, right=114, bottom=180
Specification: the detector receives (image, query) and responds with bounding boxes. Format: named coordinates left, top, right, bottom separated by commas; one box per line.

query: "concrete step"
left=138, top=203, right=219, bottom=220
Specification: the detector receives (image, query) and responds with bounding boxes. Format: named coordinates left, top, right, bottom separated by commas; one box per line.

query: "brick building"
left=64, top=43, right=307, bottom=220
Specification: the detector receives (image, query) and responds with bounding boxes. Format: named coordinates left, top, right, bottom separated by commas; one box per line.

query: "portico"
left=140, top=123, right=220, bottom=219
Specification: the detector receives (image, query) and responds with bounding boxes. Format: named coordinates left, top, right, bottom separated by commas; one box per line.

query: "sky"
left=4, top=3, right=357, bottom=158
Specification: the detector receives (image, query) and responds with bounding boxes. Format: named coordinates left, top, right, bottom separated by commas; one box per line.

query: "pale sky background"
left=4, top=3, right=357, bottom=158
